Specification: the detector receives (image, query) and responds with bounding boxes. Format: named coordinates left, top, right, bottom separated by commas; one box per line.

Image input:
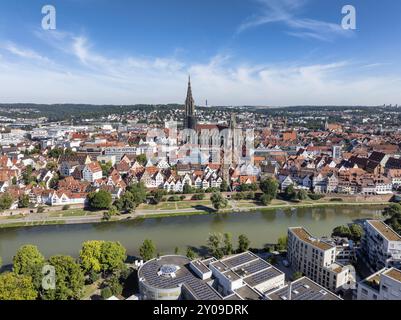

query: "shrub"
left=37, top=206, right=45, bottom=213
left=168, top=196, right=180, bottom=202
left=191, top=194, right=205, bottom=201
left=330, top=198, right=343, bottom=202
left=87, top=271, right=100, bottom=285
left=308, top=193, right=325, bottom=201
left=101, top=287, right=113, bottom=299
left=62, top=205, right=70, bottom=211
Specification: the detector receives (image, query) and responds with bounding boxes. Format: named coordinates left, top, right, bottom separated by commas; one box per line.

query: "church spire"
left=184, top=75, right=196, bottom=130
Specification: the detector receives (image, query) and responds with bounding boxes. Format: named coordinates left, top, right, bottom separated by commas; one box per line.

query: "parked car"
left=282, top=259, right=290, bottom=267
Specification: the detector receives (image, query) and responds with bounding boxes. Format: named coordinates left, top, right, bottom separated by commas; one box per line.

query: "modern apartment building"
left=287, top=227, right=353, bottom=293
left=357, top=267, right=401, bottom=300
left=360, top=220, right=401, bottom=272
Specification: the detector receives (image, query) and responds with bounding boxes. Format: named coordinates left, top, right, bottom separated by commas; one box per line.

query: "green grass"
left=176, top=200, right=212, bottom=209
left=6, top=214, right=26, bottom=220
left=139, top=202, right=178, bottom=210
left=0, top=220, right=66, bottom=229
left=138, top=211, right=213, bottom=219
left=48, top=209, right=101, bottom=217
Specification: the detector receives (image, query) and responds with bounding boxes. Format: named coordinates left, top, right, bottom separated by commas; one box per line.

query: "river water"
left=0, top=206, right=384, bottom=265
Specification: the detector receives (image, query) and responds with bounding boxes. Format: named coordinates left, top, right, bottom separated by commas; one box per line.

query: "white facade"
left=287, top=227, right=352, bottom=293
left=357, top=268, right=401, bottom=300
left=361, top=220, right=401, bottom=271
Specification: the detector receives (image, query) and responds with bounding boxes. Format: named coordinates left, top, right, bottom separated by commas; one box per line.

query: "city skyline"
left=0, top=0, right=400, bottom=106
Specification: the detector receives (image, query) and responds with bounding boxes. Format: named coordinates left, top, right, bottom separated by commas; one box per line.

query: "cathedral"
left=183, top=76, right=197, bottom=130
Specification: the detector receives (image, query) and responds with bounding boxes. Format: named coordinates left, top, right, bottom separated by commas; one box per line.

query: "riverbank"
left=0, top=205, right=384, bottom=266
left=0, top=199, right=390, bottom=229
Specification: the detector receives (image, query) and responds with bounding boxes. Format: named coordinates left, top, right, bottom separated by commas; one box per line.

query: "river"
left=0, top=206, right=384, bottom=265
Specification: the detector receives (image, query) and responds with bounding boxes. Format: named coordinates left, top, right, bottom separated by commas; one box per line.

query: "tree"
left=186, top=247, right=197, bottom=260
left=18, top=195, right=30, bottom=208
left=103, top=206, right=119, bottom=221
left=13, top=245, right=45, bottom=291
left=100, top=161, right=113, bottom=177
left=297, top=189, right=309, bottom=201
left=46, top=161, right=58, bottom=171
left=136, top=154, right=147, bottom=165
left=220, top=180, right=229, bottom=192
left=174, top=247, right=179, bottom=255
left=115, top=182, right=148, bottom=212
left=106, top=274, right=123, bottom=296
left=332, top=225, right=352, bottom=239
left=87, top=190, right=112, bottom=210
left=101, top=287, right=113, bottom=300
left=207, top=233, right=224, bottom=259
left=383, top=203, right=401, bottom=217
left=284, top=185, right=296, bottom=201
left=183, top=184, right=193, bottom=194
left=260, top=193, right=273, bottom=205
left=48, top=174, right=59, bottom=189
left=88, top=270, right=100, bottom=284
left=0, top=193, right=13, bottom=210
left=349, top=224, right=364, bottom=242
left=99, top=241, right=127, bottom=273
left=276, top=236, right=288, bottom=251
left=139, top=239, right=156, bottom=261
left=0, top=272, right=37, bottom=300
left=79, top=240, right=103, bottom=274
left=153, top=190, right=164, bottom=204
left=210, top=192, right=228, bottom=212
left=0, top=256, right=2, bottom=268
left=41, top=255, right=85, bottom=300
left=237, top=234, right=250, bottom=253
left=22, top=165, right=35, bottom=185
left=223, top=233, right=233, bottom=256
left=383, top=204, right=401, bottom=235
left=80, top=240, right=126, bottom=274
left=114, top=191, right=136, bottom=212
left=260, top=178, right=279, bottom=199
left=292, top=271, right=303, bottom=281
left=48, top=148, right=63, bottom=159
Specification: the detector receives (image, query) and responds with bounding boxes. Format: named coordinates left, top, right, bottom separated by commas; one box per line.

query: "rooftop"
left=266, top=277, right=342, bottom=301
left=367, top=220, right=401, bottom=242
left=234, top=285, right=263, bottom=300
left=383, top=268, right=401, bottom=283
left=138, top=255, right=222, bottom=300
left=290, top=227, right=334, bottom=251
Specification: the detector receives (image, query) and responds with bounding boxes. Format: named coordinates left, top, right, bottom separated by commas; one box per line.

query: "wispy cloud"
left=0, top=31, right=399, bottom=106
left=2, top=42, right=50, bottom=63
left=238, top=0, right=353, bottom=41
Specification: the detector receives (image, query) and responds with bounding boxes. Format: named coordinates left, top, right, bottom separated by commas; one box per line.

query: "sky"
left=0, top=0, right=400, bottom=106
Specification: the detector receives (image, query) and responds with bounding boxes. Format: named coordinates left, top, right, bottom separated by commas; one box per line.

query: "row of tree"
left=138, top=233, right=251, bottom=262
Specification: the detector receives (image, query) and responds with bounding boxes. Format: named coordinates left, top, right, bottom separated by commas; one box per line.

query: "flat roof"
left=234, top=285, right=262, bottom=300
left=223, top=293, right=242, bottom=300
left=367, top=220, right=401, bottom=242
left=233, top=258, right=272, bottom=277
left=243, top=267, right=283, bottom=288
left=290, top=227, right=334, bottom=251
left=223, top=270, right=241, bottom=281
left=266, top=277, right=342, bottom=301
left=221, top=252, right=258, bottom=268
left=210, top=261, right=228, bottom=272
left=138, top=255, right=222, bottom=300
left=191, top=260, right=210, bottom=274
left=384, top=268, right=401, bottom=283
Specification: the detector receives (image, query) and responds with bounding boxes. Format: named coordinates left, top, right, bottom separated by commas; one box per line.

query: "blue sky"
left=0, top=0, right=400, bottom=105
